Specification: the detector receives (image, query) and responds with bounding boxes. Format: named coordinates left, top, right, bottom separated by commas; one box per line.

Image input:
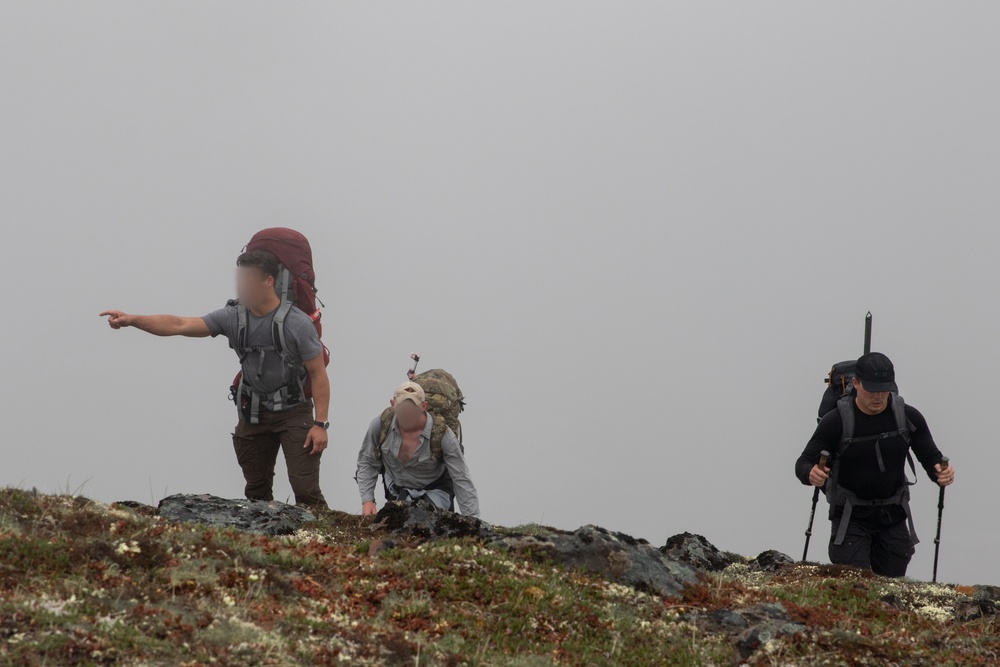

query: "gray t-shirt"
left=202, top=303, right=323, bottom=409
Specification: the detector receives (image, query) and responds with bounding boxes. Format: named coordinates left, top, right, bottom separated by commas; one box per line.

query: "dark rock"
left=494, top=524, right=700, bottom=599
left=954, top=599, right=998, bottom=621
left=749, top=549, right=795, bottom=572
left=954, top=585, right=1000, bottom=621
left=974, top=584, right=1000, bottom=600
left=110, top=500, right=159, bottom=517
left=368, top=501, right=698, bottom=598
left=708, top=610, right=749, bottom=628
left=684, top=601, right=805, bottom=661
left=371, top=498, right=495, bottom=540
left=660, top=532, right=739, bottom=572
left=731, top=602, right=806, bottom=660
left=157, top=494, right=315, bottom=536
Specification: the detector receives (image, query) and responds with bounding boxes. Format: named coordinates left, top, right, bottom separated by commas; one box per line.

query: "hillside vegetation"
left=0, top=488, right=996, bottom=666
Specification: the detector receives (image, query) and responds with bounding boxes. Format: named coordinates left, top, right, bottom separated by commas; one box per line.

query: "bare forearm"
left=310, top=370, right=330, bottom=422
left=101, top=310, right=210, bottom=337
left=130, top=314, right=188, bottom=336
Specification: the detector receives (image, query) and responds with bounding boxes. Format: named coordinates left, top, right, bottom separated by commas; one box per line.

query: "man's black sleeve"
left=795, top=410, right=841, bottom=486
left=905, top=405, right=945, bottom=481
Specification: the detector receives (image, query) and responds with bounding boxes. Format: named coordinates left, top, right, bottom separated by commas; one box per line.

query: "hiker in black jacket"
left=795, top=353, right=955, bottom=576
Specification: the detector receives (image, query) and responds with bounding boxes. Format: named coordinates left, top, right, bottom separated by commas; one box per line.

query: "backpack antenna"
left=864, top=311, right=872, bottom=355
left=407, top=353, right=421, bottom=380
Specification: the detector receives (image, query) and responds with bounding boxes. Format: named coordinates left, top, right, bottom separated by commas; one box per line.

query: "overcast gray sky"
left=2, top=2, right=997, bottom=586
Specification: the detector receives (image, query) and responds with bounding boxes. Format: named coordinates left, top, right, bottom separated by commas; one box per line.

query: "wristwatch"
left=314, top=420, right=330, bottom=430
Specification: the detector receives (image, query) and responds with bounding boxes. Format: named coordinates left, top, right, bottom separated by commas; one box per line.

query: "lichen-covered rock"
left=749, top=549, right=796, bottom=572
left=732, top=602, right=805, bottom=660
left=660, top=532, right=740, bottom=572
left=494, top=524, right=700, bottom=599
left=371, top=498, right=495, bottom=540
left=157, top=493, right=315, bottom=536
left=954, top=585, right=1000, bottom=621
left=683, top=601, right=805, bottom=660
left=370, top=501, right=700, bottom=599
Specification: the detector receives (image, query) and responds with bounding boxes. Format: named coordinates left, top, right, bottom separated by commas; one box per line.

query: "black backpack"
left=817, top=360, right=857, bottom=422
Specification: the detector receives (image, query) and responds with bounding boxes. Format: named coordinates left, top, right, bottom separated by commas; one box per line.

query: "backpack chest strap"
left=843, top=428, right=910, bottom=445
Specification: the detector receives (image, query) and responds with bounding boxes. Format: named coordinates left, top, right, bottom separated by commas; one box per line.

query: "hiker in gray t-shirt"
left=100, top=249, right=331, bottom=508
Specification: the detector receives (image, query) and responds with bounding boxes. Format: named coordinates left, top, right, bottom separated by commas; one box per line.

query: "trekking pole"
left=407, top=354, right=421, bottom=380
left=864, top=311, right=872, bottom=355
left=802, top=450, right=830, bottom=562
left=932, top=457, right=950, bottom=583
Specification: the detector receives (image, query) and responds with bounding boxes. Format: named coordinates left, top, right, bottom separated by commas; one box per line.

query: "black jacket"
left=795, top=394, right=944, bottom=525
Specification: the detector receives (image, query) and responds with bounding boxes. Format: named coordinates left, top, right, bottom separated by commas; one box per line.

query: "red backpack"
left=228, top=228, right=331, bottom=422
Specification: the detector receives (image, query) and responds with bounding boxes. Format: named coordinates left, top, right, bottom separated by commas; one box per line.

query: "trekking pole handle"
left=940, top=456, right=950, bottom=470
left=819, top=451, right=830, bottom=469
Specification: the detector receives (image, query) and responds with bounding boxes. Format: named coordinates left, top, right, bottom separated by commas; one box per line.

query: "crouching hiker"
left=356, top=381, right=479, bottom=518
left=795, top=353, right=955, bottom=577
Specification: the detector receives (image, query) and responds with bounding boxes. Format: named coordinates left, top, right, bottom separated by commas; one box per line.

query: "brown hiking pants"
left=231, top=401, right=328, bottom=508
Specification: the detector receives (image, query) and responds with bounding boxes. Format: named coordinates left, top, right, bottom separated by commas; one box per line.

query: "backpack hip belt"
left=832, top=484, right=919, bottom=547
left=233, top=376, right=306, bottom=425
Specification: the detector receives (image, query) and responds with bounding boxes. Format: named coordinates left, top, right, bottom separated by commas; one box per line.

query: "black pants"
left=382, top=469, right=455, bottom=512
left=829, top=516, right=915, bottom=577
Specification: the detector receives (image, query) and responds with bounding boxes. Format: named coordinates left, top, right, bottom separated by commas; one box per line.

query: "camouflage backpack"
left=376, top=369, right=465, bottom=461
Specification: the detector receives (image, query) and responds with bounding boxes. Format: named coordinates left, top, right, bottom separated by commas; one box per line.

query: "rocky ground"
left=0, top=488, right=996, bottom=666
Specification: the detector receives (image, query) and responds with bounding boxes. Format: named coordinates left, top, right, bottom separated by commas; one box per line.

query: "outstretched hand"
left=99, top=310, right=133, bottom=329
left=935, top=462, right=955, bottom=487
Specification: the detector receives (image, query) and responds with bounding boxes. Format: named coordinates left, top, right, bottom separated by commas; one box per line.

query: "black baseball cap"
left=855, top=352, right=898, bottom=393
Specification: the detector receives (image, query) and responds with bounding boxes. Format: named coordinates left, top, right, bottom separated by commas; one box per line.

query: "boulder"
left=660, top=532, right=739, bottom=572
left=157, top=493, right=315, bottom=536
left=370, top=501, right=700, bottom=599
left=749, top=549, right=796, bottom=572
left=371, top=498, right=495, bottom=540
left=494, top=524, right=700, bottom=599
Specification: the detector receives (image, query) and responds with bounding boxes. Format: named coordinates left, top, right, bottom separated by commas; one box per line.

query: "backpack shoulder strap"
left=825, top=395, right=852, bottom=506
left=429, top=414, right=448, bottom=461
left=891, top=394, right=914, bottom=444
left=836, top=395, right=855, bottom=456
left=891, top=395, right=919, bottom=485
left=271, top=266, right=295, bottom=359
left=268, top=266, right=306, bottom=407
left=375, top=407, right=394, bottom=459
left=234, top=301, right=249, bottom=361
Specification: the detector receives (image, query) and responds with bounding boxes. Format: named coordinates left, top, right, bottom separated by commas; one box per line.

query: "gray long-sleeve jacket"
left=356, top=412, right=480, bottom=517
